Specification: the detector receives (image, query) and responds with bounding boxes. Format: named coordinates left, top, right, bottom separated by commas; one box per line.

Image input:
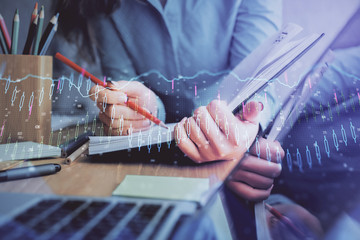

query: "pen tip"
left=54, top=164, right=61, bottom=172
left=159, top=122, right=169, bottom=129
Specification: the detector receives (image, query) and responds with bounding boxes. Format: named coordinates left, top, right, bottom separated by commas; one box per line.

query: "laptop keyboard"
left=0, top=198, right=175, bottom=240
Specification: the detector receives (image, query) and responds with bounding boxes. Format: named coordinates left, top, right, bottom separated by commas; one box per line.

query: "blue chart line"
left=284, top=120, right=359, bottom=173
left=0, top=67, right=326, bottom=98
left=0, top=61, right=359, bottom=105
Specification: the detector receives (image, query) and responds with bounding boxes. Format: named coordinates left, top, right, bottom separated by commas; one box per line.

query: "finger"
left=186, top=117, right=220, bottom=162
left=99, top=111, right=151, bottom=129
left=238, top=155, right=282, bottom=178
left=193, top=106, right=227, bottom=151
left=249, top=138, right=285, bottom=163
left=206, top=100, right=242, bottom=145
left=175, top=117, right=203, bottom=163
left=89, top=84, right=128, bottom=105
left=227, top=181, right=273, bottom=202
left=230, top=168, right=275, bottom=189
left=96, top=102, right=148, bottom=120
left=241, top=101, right=263, bottom=124
left=186, top=117, right=209, bottom=149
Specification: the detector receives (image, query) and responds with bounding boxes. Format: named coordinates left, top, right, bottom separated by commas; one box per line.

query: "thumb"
left=242, top=101, right=263, bottom=124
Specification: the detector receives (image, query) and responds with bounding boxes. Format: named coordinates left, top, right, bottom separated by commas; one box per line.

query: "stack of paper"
left=89, top=123, right=176, bottom=155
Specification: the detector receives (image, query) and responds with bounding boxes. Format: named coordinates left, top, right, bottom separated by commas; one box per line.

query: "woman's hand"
left=227, top=138, right=284, bottom=201
left=89, top=81, right=158, bottom=135
left=175, top=100, right=263, bottom=163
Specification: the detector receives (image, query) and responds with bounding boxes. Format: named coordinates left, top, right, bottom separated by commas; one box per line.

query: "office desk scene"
left=1, top=0, right=360, bottom=239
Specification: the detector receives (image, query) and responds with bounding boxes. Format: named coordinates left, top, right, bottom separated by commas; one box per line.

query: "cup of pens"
left=0, top=4, right=58, bottom=145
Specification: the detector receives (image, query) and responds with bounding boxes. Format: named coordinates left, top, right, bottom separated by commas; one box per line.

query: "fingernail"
left=120, top=93, right=128, bottom=103
left=259, top=102, right=264, bottom=111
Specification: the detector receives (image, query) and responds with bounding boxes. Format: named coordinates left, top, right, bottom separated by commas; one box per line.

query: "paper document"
left=0, top=142, right=61, bottom=162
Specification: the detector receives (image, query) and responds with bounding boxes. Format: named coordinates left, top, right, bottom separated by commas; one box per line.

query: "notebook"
left=88, top=23, right=324, bottom=155
left=0, top=142, right=61, bottom=162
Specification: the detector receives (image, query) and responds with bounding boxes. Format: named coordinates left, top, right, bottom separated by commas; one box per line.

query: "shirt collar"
left=147, top=0, right=164, bottom=12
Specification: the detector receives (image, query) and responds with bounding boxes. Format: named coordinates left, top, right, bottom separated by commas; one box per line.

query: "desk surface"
left=0, top=146, right=237, bottom=197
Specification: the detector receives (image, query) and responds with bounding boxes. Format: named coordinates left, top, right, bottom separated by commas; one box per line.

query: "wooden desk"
left=0, top=135, right=238, bottom=197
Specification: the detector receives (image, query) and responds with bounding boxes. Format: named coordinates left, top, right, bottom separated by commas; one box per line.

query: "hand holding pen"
left=55, top=52, right=167, bottom=135
left=92, top=80, right=162, bottom=135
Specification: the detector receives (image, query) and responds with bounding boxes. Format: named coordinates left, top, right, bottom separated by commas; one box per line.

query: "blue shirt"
left=90, top=0, right=282, bottom=122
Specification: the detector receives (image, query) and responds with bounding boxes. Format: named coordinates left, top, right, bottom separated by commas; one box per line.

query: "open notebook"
left=88, top=23, right=324, bottom=155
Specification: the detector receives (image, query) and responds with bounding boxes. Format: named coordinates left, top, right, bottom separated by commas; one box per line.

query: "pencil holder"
left=0, top=54, right=52, bottom=144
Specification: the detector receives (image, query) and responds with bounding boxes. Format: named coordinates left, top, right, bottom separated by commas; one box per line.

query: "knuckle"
left=194, top=106, right=207, bottom=117
left=117, top=80, right=126, bottom=86
left=275, top=141, right=285, bottom=157
left=217, top=151, right=228, bottom=160
left=193, top=158, right=203, bottom=164
left=273, top=165, right=282, bottom=177
left=208, top=99, right=219, bottom=108
left=262, top=178, right=275, bottom=188
left=132, top=81, right=143, bottom=88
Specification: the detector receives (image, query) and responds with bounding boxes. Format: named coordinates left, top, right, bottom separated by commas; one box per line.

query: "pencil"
left=0, top=14, right=11, bottom=52
left=39, top=23, right=57, bottom=55
left=55, top=52, right=106, bottom=86
left=264, top=203, right=307, bottom=238
left=31, top=2, right=38, bottom=25
left=65, top=141, right=89, bottom=165
left=0, top=27, right=8, bottom=54
left=54, top=52, right=169, bottom=129
left=32, top=5, right=44, bottom=55
left=23, top=15, right=38, bottom=54
left=38, top=13, right=58, bottom=54
left=126, top=95, right=168, bottom=128
left=10, top=9, right=20, bottom=54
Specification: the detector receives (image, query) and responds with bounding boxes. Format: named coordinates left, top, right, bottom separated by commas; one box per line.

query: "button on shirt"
left=90, top=0, right=282, bottom=123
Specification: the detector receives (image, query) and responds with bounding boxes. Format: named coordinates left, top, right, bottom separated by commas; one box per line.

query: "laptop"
left=0, top=191, right=201, bottom=239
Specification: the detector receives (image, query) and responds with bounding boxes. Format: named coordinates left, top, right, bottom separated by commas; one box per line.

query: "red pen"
left=265, top=203, right=307, bottom=238
left=55, top=52, right=168, bottom=129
